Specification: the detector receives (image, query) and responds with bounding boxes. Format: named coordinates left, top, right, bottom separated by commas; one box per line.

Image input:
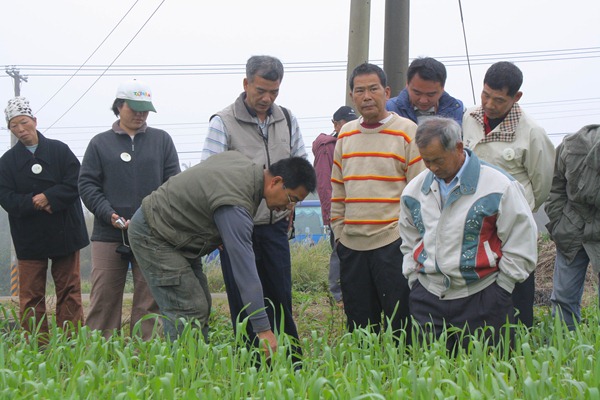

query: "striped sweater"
left=330, top=113, right=425, bottom=251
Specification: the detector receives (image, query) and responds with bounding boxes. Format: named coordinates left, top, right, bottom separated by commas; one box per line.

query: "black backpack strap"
left=280, top=106, right=293, bottom=150
left=280, top=106, right=297, bottom=240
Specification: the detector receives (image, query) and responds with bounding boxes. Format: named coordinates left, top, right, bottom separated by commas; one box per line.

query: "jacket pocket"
left=552, top=205, right=585, bottom=254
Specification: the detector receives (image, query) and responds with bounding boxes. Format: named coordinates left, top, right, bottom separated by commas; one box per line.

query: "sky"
left=1, top=0, right=599, bottom=166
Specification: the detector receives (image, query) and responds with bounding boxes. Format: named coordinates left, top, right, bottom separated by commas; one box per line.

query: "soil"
left=534, top=239, right=598, bottom=307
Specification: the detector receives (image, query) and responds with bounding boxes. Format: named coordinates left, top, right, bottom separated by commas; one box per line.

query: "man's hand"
left=257, top=329, right=278, bottom=357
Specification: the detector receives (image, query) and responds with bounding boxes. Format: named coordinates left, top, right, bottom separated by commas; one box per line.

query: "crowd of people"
left=0, top=54, right=597, bottom=356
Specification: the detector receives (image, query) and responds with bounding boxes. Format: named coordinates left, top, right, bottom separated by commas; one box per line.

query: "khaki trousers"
left=86, top=241, right=159, bottom=340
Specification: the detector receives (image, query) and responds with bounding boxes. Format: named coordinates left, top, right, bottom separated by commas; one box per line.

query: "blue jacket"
left=386, top=88, right=464, bottom=126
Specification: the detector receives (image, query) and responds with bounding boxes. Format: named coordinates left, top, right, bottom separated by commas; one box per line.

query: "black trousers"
left=409, top=280, right=515, bottom=351
left=337, top=238, right=410, bottom=335
left=512, top=272, right=535, bottom=327
left=220, top=218, right=301, bottom=359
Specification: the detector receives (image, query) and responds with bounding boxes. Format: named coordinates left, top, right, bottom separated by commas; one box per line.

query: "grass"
left=1, top=238, right=600, bottom=398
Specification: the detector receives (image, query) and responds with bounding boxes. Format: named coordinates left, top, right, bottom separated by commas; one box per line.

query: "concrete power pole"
left=5, top=66, right=28, bottom=297
left=5, top=67, right=28, bottom=147
left=346, top=0, right=371, bottom=107
left=383, top=0, right=410, bottom=98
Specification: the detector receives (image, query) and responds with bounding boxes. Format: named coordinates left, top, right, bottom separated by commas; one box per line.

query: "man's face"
left=118, top=102, right=149, bottom=133
left=243, top=75, right=281, bottom=120
left=9, top=116, right=38, bottom=146
left=350, top=73, right=391, bottom=124
left=407, top=74, right=444, bottom=112
left=481, top=84, right=522, bottom=119
left=332, top=119, right=347, bottom=134
left=264, top=177, right=309, bottom=212
left=419, top=138, right=465, bottom=183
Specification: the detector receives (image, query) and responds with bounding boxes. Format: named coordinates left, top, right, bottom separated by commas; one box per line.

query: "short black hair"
left=484, top=61, right=523, bottom=97
left=112, top=98, right=125, bottom=117
left=349, top=63, right=387, bottom=91
left=407, top=57, right=447, bottom=86
left=269, top=157, right=316, bottom=193
left=246, top=55, right=284, bottom=83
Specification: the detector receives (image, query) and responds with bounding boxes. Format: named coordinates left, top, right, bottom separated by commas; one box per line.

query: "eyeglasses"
left=282, top=184, right=300, bottom=205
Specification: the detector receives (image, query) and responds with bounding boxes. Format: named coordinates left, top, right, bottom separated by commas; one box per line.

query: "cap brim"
left=125, top=99, right=156, bottom=113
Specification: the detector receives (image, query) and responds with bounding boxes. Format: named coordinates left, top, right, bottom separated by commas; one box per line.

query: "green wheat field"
left=1, top=240, right=599, bottom=399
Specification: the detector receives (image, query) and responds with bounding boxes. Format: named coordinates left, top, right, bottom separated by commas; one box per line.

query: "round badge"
left=502, top=148, right=515, bottom=161
left=120, top=152, right=132, bottom=162
left=31, top=164, right=42, bottom=174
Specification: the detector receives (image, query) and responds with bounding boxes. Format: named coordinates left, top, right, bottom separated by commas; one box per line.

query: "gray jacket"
left=545, top=124, right=600, bottom=266
left=214, top=93, right=292, bottom=225
left=79, top=121, right=180, bottom=242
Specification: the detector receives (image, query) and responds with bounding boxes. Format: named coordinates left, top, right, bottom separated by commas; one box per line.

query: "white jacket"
left=399, top=150, right=538, bottom=299
left=462, top=104, right=555, bottom=212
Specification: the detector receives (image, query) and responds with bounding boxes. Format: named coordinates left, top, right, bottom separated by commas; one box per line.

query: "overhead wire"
left=8, top=47, right=600, bottom=77
left=35, top=0, right=141, bottom=115
left=43, top=0, right=167, bottom=133
left=457, top=0, right=476, bottom=104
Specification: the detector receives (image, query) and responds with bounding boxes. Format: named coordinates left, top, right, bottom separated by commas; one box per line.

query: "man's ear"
left=269, top=175, right=283, bottom=188
left=514, top=91, right=523, bottom=102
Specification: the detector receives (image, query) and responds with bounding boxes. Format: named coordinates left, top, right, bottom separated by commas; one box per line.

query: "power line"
left=457, top=0, right=476, bottom=104
left=35, top=0, right=141, bottom=115
left=43, top=0, right=166, bottom=133
left=7, top=47, right=600, bottom=77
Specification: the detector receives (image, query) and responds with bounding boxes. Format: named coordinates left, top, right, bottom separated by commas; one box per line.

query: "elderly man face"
left=243, top=75, right=281, bottom=121
left=351, top=73, right=391, bottom=124
left=419, top=138, right=465, bottom=183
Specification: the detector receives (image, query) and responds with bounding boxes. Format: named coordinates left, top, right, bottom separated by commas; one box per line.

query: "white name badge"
left=31, top=164, right=42, bottom=174
left=120, top=152, right=132, bottom=162
left=502, top=148, right=515, bottom=161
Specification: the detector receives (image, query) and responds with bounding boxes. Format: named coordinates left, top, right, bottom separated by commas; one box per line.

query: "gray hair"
left=246, top=55, right=284, bottom=82
left=415, top=117, right=462, bottom=151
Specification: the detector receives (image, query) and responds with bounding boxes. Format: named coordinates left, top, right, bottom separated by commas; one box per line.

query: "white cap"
left=115, top=79, right=156, bottom=112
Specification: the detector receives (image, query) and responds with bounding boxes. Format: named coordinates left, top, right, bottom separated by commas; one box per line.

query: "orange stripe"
left=378, top=129, right=412, bottom=142
left=408, top=155, right=423, bottom=165
left=345, top=198, right=399, bottom=203
left=331, top=197, right=345, bottom=203
left=333, top=159, right=342, bottom=169
left=344, top=175, right=406, bottom=182
left=345, top=218, right=399, bottom=225
left=338, top=129, right=412, bottom=142
left=331, top=178, right=344, bottom=184
left=342, top=152, right=406, bottom=163
left=330, top=216, right=343, bottom=222
left=338, top=130, right=362, bottom=139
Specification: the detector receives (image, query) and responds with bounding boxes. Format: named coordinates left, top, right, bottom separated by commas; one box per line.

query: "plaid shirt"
left=468, top=103, right=522, bottom=143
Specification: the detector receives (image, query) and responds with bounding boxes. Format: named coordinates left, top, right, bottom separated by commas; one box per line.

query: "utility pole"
left=346, top=0, right=371, bottom=107
left=383, top=0, right=410, bottom=98
left=5, top=67, right=28, bottom=147
left=5, top=66, right=28, bottom=297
